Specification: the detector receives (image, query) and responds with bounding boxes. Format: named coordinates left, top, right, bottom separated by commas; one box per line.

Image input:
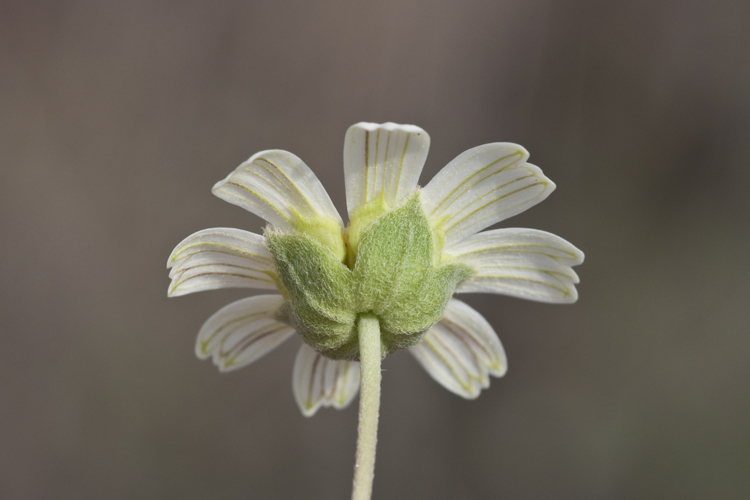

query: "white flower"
left=167, top=122, right=584, bottom=416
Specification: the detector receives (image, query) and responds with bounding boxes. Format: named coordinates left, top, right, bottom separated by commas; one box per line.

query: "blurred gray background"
left=2, top=0, right=749, bottom=498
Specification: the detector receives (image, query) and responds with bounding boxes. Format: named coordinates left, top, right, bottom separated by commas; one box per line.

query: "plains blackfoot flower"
left=168, top=122, right=583, bottom=500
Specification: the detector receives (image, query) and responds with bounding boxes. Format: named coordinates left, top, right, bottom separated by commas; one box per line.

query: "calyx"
left=267, top=193, right=473, bottom=360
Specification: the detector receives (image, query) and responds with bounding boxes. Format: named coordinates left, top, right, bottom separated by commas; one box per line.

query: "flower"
left=167, top=122, right=584, bottom=416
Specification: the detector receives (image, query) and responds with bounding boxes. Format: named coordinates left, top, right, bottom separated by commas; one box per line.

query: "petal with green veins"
left=421, top=143, right=555, bottom=247
left=196, top=295, right=295, bottom=372
left=410, top=298, right=507, bottom=399
left=446, top=228, right=584, bottom=303
left=292, top=343, right=361, bottom=417
left=167, top=228, right=278, bottom=297
left=212, top=150, right=345, bottom=259
left=344, top=122, right=430, bottom=217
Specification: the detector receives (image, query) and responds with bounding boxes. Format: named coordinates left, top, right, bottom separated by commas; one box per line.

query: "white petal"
left=421, top=143, right=555, bottom=247
left=292, top=343, right=361, bottom=417
left=410, top=299, right=506, bottom=399
left=196, top=295, right=295, bottom=372
left=447, top=228, right=584, bottom=303
left=343, top=122, right=430, bottom=217
left=167, top=228, right=277, bottom=297
left=212, top=150, right=343, bottom=231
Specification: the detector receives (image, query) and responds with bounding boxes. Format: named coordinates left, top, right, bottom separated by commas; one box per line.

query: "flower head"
left=168, top=122, right=583, bottom=416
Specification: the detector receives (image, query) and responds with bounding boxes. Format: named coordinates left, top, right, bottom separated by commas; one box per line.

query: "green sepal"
left=346, top=195, right=389, bottom=268
left=266, top=231, right=356, bottom=356
left=352, top=194, right=474, bottom=355
left=353, top=195, right=432, bottom=311
left=378, top=262, right=472, bottom=350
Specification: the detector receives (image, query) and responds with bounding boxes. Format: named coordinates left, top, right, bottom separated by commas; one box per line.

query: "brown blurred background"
left=2, top=0, right=749, bottom=498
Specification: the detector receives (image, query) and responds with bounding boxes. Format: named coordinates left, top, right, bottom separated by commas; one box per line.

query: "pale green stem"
left=351, top=313, right=382, bottom=500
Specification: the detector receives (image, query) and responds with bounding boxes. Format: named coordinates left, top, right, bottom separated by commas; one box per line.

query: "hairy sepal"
left=266, top=232, right=357, bottom=358
left=353, top=195, right=473, bottom=354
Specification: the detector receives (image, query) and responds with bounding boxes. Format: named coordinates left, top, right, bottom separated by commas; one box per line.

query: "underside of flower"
left=168, top=121, right=584, bottom=405
left=168, top=121, right=585, bottom=500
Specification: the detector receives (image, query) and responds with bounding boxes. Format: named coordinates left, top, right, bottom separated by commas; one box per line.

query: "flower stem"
left=351, top=313, right=382, bottom=500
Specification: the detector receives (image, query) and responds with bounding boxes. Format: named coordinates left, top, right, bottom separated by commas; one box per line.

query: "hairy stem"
left=351, top=313, right=382, bottom=500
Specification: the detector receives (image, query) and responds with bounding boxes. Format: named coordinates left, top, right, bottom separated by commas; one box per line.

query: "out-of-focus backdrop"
left=2, top=1, right=749, bottom=498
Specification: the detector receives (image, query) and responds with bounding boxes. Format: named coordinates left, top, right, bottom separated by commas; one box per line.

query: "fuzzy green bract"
left=266, top=232, right=358, bottom=359
left=267, top=193, right=473, bottom=360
